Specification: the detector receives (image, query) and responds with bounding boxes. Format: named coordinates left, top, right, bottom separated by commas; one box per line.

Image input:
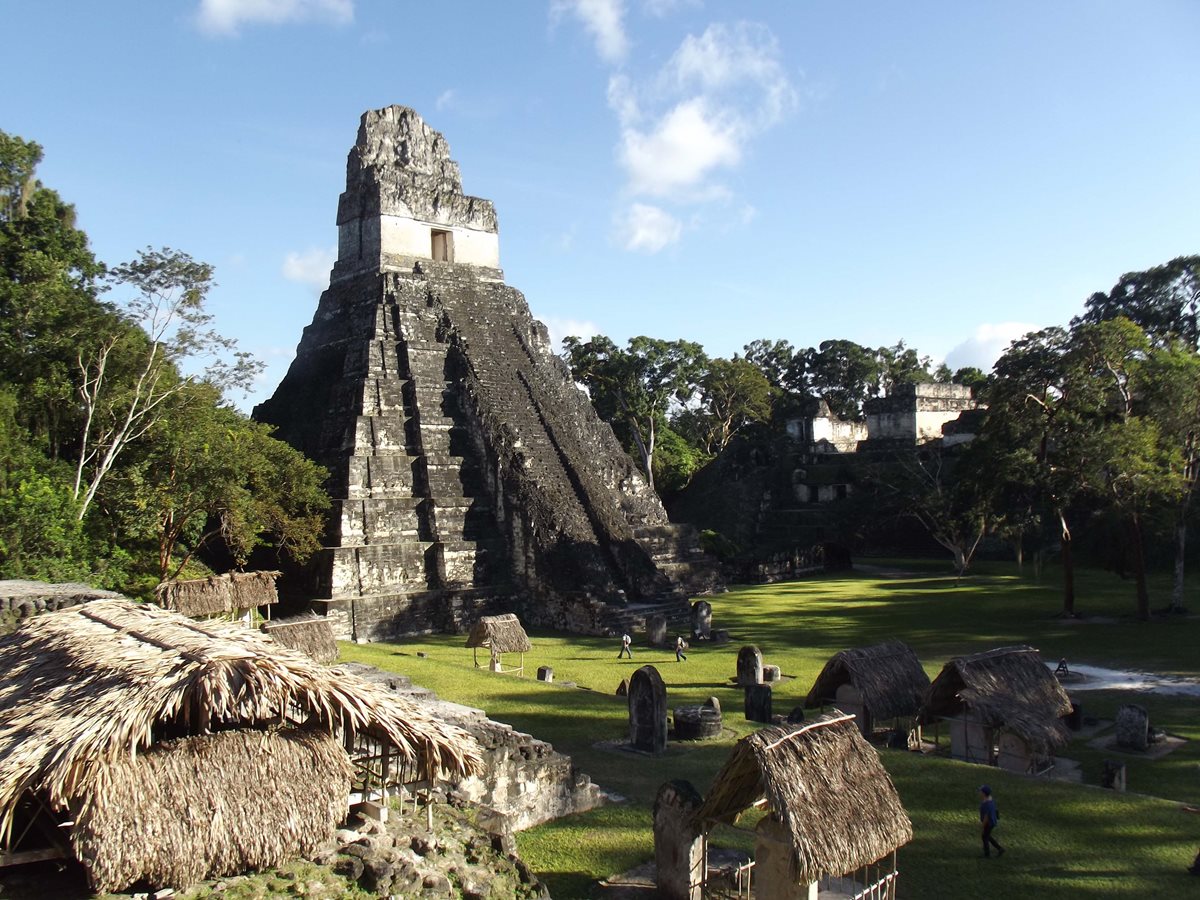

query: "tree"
left=1074, top=255, right=1200, bottom=349
left=743, top=338, right=798, bottom=391
left=72, top=247, right=262, bottom=518
left=986, top=326, right=1088, bottom=615
left=863, top=443, right=989, bottom=578
left=953, top=366, right=988, bottom=392
left=106, top=386, right=329, bottom=581
left=562, top=335, right=707, bottom=492
left=802, top=339, right=881, bottom=420
left=686, top=356, right=775, bottom=454
left=1122, top=342, right=1200, bottom=613
left=875, top=340, right=932, bottom=394
left=0, top=130, right=108, bottom=457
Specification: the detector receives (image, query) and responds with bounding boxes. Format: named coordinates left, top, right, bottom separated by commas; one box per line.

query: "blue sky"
left=3, top=1, right=1198, bottom=408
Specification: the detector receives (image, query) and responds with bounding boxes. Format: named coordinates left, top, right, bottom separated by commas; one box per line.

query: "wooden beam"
left=0, top=847, right=67, bottom=867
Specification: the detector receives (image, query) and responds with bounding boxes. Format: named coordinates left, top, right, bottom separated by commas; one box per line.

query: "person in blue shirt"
left=979, top=785, right=1004, bottom=857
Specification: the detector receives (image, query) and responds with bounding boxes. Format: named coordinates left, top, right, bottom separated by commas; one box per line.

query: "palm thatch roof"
left=0, top=599, right=480, bottom=850
left=464, top=613, right=532, bottom=654
left=154, top=570, right=281, bottom=617
left=695, top=712, right=912, bottom=884
left=918, top=645, right=1072, bottom=753
left=262, top=614, right=339, bottom=664
left=803, top=640, right=930, bottom=721
left=71, top=727, right=351, bottom=893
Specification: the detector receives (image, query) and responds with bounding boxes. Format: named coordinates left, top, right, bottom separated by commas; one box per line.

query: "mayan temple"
left=254, top=105, right=718, bottom=639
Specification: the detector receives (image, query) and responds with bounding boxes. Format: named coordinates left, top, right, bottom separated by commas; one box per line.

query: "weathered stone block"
left=690, top=600, right=712, bottom=639
left=536, top=666, right=553, bottom=683
left=744, top=684, right=773, bottom=723
left=653, top=780, right=704, bottom=900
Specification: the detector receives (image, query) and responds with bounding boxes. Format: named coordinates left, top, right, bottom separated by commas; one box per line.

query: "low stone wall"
left=340, top=663, right=603, bottom=832
left=0, top=580, right=125, bottom=629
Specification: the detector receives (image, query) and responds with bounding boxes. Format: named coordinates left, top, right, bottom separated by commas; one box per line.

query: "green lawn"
left=338, top=561, right=1200, bottom=898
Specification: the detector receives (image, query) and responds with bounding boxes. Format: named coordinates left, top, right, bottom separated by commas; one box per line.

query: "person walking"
left=675, top=635, right=688, bottom=662
left=618, top=633, right=633, bottom=659
left=979, top=785, right=1004, bottom=857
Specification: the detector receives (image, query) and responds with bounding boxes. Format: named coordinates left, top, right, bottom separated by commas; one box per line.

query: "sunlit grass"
left=338, top=561, right=1200, bottom=898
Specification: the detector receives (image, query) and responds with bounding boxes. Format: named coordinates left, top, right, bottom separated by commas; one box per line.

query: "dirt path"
left=1051, top=662, right=1200, bottom=697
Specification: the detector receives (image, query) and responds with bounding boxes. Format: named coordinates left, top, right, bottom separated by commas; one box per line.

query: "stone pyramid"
left=255, top=106, right=718, bottom=640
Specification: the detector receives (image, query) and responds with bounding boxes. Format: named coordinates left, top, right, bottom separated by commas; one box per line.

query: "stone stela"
left=255, top=105, right=720, bottom=640
left=628, top=665, right=668, bottom=754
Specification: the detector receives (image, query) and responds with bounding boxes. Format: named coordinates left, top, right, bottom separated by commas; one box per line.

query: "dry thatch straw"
left=465, top=613, right=532, bottom=654
left=918, top=645, right=1072, bottom=754
left=154, top=571, right=281, bottom=617
left=71, top=727, right=352, bottom=893
left=803, top=640, right=930, bottom=721
left=262, top=614, right=339, bottom=664
left=694, top=712, right=912, bottom=885
left=0, top=600, right=480, bottom=854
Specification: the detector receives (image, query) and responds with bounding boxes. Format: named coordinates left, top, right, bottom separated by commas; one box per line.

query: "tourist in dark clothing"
left=979, top=785, right=1004, bottom=857
left=675, top=635, right=688, bottom=662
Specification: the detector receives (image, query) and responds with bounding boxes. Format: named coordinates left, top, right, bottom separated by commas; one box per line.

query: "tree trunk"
left=1059, top=510, right=1076, bottom=617
left=1172, top=519, right=1187, bottom=613
left=1130, top=514, right=1150, bottom=622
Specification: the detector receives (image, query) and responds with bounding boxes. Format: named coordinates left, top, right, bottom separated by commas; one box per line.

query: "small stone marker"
left=691, top=600, right=712, bottom=639
left=1116, top=704, right=1150, bottom=751
left=711, top=629, right=731, bottom=644
left=616, top=678, right=630, bottom=696
left=786, top=705, right=805, bottom=724
left=703, top=695, right=721, bottom=714
left=537, top=665, right=554, bottom=683
left=647, top=614, right=668, bottom=647
left=416, top=651, right=428, bottom=658
left=744, top=683, right=773, bottom=723
left=762, top=664, right=781, bottom=682
left=629, top=665, right=668, bottom=754
left=736, top=645, right=763, bottom=686
left=1101, top=759, right=1127, bottom=792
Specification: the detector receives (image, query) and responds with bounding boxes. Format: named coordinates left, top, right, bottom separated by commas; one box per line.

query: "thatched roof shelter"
left=465, top=613, right=532, bottom=654
left=262, top=614, right=339, bottom=664
left=154, top=570, right=280, bottom=618
left=803, top=640, right=930, bottom=721
left=695, top=712, right=912, bottom=885
left=0, top=599, right=479, bottom=891
left=918, top=645, right=1072, bottom=754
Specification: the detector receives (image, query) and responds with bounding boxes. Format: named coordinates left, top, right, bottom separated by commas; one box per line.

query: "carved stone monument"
left=254, top=105, right=720, bottom=640
left=653, top=780, right=704, bottom=900
left=691, top=600, right=712, bottom=639
left=737, top=645, right=764, bottom=686
left=629, top=665, right=668, bottom=754
left=647, top=614, right=669, bottom=647
left=1115, top=704, right=1150, bottom=751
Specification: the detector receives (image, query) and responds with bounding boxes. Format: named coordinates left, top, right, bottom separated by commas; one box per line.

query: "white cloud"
left=551, top=0, right=629, bottom=63
left=943, top=322, right=1038, bottom=373
left=195, top=0, right=353, bottom=36
left=617, top=203, right=683, bottom=253
left=619, top=98, right=741, bottom=197
left=436, top=89, right=457, bottom=111
left=606, top=21, right=796, bottom=245
left=541, top=316, right=602, bottom=353
left=282, top=246, right=336, bottom=292
left=642, top=0, right=700, bottom=17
